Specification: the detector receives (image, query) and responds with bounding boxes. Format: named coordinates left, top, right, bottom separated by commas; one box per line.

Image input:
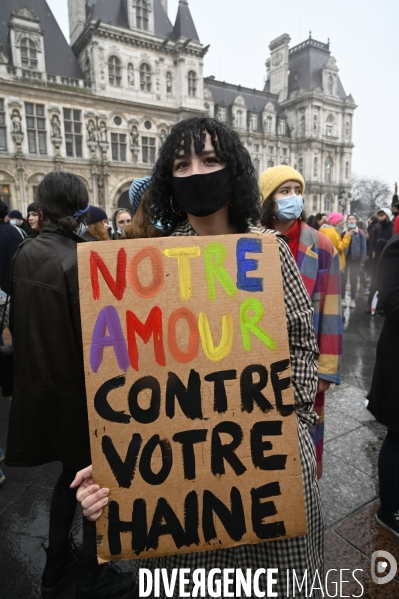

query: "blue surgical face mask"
left=275, top=195, right=303, bottom=222
left=10, top=219, right=18, bottom=226
left=76, top=223, right=88, bottom=237
left=117, top=227, right=123, bottom=235
left=347, top=223, right=356, bottom=229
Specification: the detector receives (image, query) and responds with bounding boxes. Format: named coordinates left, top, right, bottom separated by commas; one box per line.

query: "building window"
left=142, top=136, right=156, bottom=164
left=188, top=71, right=197, bottom=97
left=265, top=116, right=272, bottom=133
left=324, top=194, right=333, bottom=212
left=136, top=0, right=149, bottom=30
left=328, top=75, right=334, bottom=95
left=279, top=120, right=286, bottom=135
left=0, top=99, right=6, bottom=151
left=235, top=110, right=243, bottom=128
left=267, top=160, right=274, bottom=168
left=282, top=148, right=287, bottom=156
left=298, top=157, right=303, bottom=174
left=254, top=144, right=259, bottom=153
left=108, top=56, right=121, bottom=87
left=300, top=115, right=305, bottom=135
left=0, top=184, right=11, bottom=207
left=250, top=113, right=258, bottom=131
left=312, top=195, right=318, bottom=211
left=313, top=157, right=318, bottom=177
left=33, top=185, right=39, bottom=202
left=314, top=114, right=318, bottom=131
left=63, top=108, right=82, bottom=157
left=253, top=158, right=260, bottom=175
left=140, top=63, right=152, bottom=91
left=111, top=133, right=126, bottom=161
left=345, top=117, right=351, bottom=138
left=326, top=114, right=334, bottom=137
left=21, top=37, right=37, bottom=69
left=345, top=161, right=349, bottom=180
left=325, top=156, right=333, bottom=183
left=218, top=107, right=227, bottom=122
left=268, top=146, right=274, bottom=154
left=25, top=103, right=46, bottom=154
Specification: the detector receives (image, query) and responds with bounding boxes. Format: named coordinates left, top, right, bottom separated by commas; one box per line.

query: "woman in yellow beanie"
left=259, top=165, right=342, bottom=479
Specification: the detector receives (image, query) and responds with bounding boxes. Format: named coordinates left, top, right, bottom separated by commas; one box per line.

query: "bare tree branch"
left=351, top=175, right=391, bottom=215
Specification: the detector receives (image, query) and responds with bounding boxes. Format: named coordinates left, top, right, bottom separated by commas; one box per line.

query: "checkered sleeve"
left=272, top=233, right=319, bottom=427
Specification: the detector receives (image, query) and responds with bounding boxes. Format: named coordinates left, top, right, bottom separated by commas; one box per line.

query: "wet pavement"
left=1, top=291, right=398, bottom=598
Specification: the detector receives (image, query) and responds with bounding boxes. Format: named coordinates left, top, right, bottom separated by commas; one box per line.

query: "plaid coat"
left=296, top=223, right=342, bottom=479
left=131, top=222, right=324, bottom=598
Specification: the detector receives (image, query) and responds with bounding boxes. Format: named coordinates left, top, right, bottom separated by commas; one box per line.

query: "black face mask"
left=171, top=168, right=233, bottom=217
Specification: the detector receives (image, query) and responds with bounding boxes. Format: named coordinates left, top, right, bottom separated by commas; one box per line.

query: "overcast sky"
left=48, top=0, right=398, bottom=189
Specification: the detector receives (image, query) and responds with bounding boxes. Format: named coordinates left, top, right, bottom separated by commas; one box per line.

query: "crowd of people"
left=0, top=116, right=398, bottom=599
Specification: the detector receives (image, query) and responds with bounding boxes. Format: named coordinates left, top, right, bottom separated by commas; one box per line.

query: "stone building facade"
left=0, top=0, right=356, bottom=217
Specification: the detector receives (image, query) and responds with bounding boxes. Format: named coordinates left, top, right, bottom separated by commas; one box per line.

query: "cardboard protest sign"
left=77, top=233, right=307, bottom=562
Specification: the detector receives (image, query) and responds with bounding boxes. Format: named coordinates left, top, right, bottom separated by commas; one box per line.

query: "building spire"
left=173, top=0, right=199, bottom=42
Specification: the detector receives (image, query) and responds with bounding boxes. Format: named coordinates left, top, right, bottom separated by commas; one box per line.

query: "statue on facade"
left=128, top=64, right=134, bottom=86
left=130, top=125, right=139, bottom=147
left=51, top=114, right=61, bottom=138
left=166, top=72, right=172, bottom=94
left=87, top=120, right=96, bottom=142
left=160, top=129, right=167, bottom=146
left=11, top=110, right=22, bottom=134
left=98, top=121, right=107, bottom=142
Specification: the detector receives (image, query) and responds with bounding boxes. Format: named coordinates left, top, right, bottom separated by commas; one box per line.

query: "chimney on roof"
left=267, top=33, right=291, bottom=102
left=68, top=0, right=86, bottom=45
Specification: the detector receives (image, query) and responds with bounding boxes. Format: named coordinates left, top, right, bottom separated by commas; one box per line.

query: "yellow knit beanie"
left=259, top=165, right=305, bottom=201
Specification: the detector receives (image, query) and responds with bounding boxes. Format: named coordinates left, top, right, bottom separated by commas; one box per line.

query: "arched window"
left=265, top=116, right=272, bottom=133
left=300, top=115, right=305, bottom=135
left=345, top=161, right=349, bottom=180
left=324, top=194, right=333, bottom=212
left=313, top=157, right=318, bottom=177
left=325, top=156, right=333, bottom=183
left=312, top=195, right=318, bottom=211
left=326, top=114, right=334, bottom=137
left=328, top=75, right=334, bottom=95
left=298, top=157, right=303, bottom=174
left=188, top=71, right=197, bottom=97
left=235, top=110, right=243, bottom=128
left=279, top=120, right=286, bottom=135
left=345, top=117, right=351, bottom=138
left=313, top=114, right=318, bottom=131
left=108, top=56, right=121, bottom=86
left=140, top=63, right=152, bottom=92
left=136, top=0, right=149, bottom=30
left=21, top=38, right=37, bottom=69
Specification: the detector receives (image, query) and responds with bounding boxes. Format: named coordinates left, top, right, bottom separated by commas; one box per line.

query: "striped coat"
left=296, top=222, right=342, bottom=478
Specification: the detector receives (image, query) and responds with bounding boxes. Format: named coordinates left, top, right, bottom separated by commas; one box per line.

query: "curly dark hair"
left=149, top=117, right=260, bottom=233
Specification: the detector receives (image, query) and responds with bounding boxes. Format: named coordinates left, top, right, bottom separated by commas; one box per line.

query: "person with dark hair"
left=27, top=201, right=43, bottom=236
left=367, top=232, right=399, bottom=538
left=307, top=214, right=316, bottom=227
left=111, top=208, right=132, bottom=239
left=0, top=199, right=22, bottom=295
left=81, top=206, right=110, bottom=242
left=7, top=209, right=27, bottom=239
left=313, top=213, right=328, bottom=230
left=341, top=214, right=366, bottom=308
left=72, top=117, right=323, bottom=598
left=5, top=171, right=136, bottom=599
left=366, top=208, right=394, bottom=314
left=259, top=165, right=342, bottom=478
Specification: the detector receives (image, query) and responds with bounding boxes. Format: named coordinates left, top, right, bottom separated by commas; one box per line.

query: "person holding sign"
left=73, top=118, right=323, bottom=597
left=6, top=172, right=137, bottom=599
left=259, top=166, right=342, bottom=479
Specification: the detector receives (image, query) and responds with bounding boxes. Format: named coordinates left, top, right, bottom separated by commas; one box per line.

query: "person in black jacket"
left=367, top=232, right=399, bottom=538
left=6, top=172, right=136, bottom=599
left=366, top=209, right=393, bottom=313
left=0, top=200, right=23, bottom=294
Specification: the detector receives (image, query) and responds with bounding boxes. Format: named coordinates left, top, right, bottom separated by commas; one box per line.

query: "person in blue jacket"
left=341, top=213, right=366, bottom=308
